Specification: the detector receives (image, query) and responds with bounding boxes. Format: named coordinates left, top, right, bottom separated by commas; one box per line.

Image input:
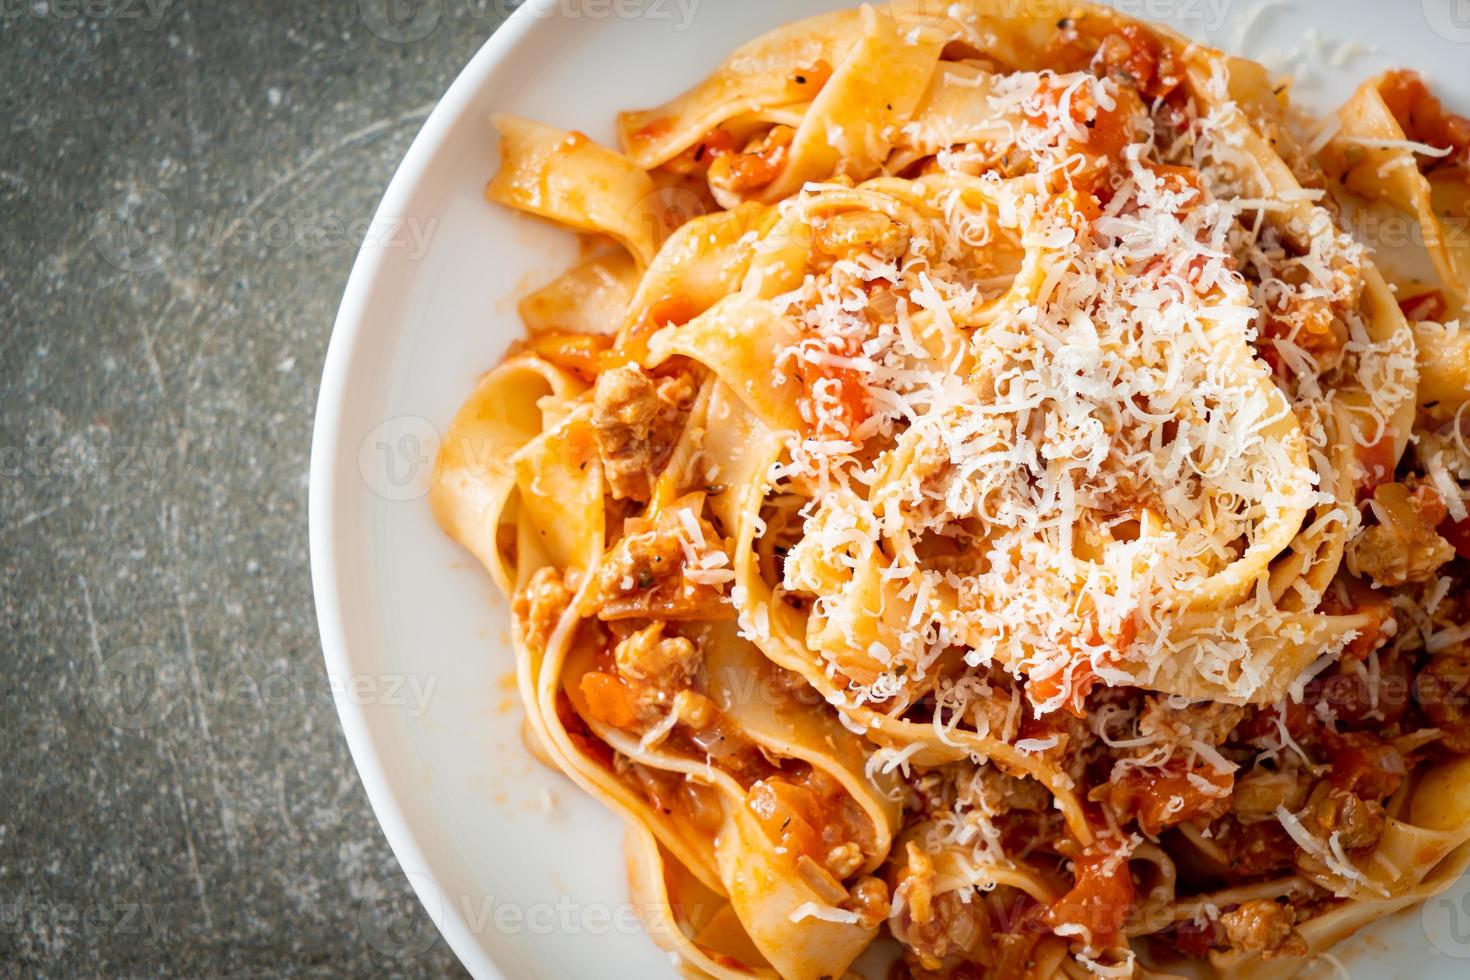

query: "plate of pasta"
left=310, top=1, right=1470, bottom=977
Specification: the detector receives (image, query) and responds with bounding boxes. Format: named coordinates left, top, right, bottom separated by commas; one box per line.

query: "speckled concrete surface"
left=1, top=2, right=515, bottom=975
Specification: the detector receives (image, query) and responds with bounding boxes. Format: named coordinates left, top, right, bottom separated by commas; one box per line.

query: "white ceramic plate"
left=309, top=2, right=1470, bottom=976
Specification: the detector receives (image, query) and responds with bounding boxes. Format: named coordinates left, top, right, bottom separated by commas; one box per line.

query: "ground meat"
left=1348, top=482, right=1455, bottom=586
left=1231, top=767, right=1308, bottom=819
left=599, top=514, right=682, bottom=593
left=595, top=501, right=732, bottom=620
left=1138, top=696, right=1245, bottom=745
left=612, top=621, right=700, bottom=685
left=1300, top=783, right=1386, bottom=852
left=1417, top=655, right=1470, bottom=752
left=975, top=768, right=1051, bottom=814
left=1099, top=698, right=1243, bottom=835
left=1222, top=818, right=1297, bottom=878
left=895, top=886, right=988, bottom=971
left=988, top=927, right=1044, bottom=980
left=512, top=566, right=572, bottom=651
left=899, top=842, right=937, bottom=927
left=608, top=622, right=708, bottom=724
left=844, top=875, right=890, bottom=930
left=825, top=842, right=864, bottom=880
left=590, top=364, right=694, bottom=502
left=1220, top=899, right=1307, bottom=960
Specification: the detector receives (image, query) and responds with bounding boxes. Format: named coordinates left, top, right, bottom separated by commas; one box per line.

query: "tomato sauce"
left=1319, top=576, right=1395, bottom=661
left=1353, top=430, right=1397, bottom=498
left=1049, top=836, right=1135, bottom=946
left=1378, top=71, right=1470, bottom=168
left=746, top=766, right=870, bottom=869
left=1325, top=731, right=1406, bottom=801
left=1441, top=516, right=1470, bottom=560
left=1105, top=764, right=1233, bottom=836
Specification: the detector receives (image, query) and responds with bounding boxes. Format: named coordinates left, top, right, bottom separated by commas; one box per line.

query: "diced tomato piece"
left=1377, top=71, right=1470, bottom=165
left=746, top=778, right=824, bottom=863
left=1105, top=764, right=1233, bottom=837
left=1095, top=25, right=1182, bottom=100
left=579, top=671, right=639, bottom=729
left=787, top=60, right=834, bottom=92
left=618, top=293, right=699, bottom=355
left=1029, top=613, right=1134, bottom=718
left=555, top=690, right=615, bottom=768
left=1050, top=838, right=1135, bottom=945
left=1027, top=663, right=1097, bottom=720
left=1354, top=430, right=1397, bottom=498
left=662, top=128, right=739, bottom=176
left=1320, top=576, right=1395, bottom=662
left=1141, top=161, right=1203, bottom=199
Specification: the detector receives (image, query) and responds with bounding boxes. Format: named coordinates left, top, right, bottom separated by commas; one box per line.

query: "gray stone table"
left=1, top=1, right=521, bottom=975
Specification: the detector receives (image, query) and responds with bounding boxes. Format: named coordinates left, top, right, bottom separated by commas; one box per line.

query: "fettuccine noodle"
left=432, top=3, right=1470, bottom=977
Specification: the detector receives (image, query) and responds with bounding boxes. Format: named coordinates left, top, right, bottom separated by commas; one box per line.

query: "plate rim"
left=307, top=4, right=555, bottom=978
